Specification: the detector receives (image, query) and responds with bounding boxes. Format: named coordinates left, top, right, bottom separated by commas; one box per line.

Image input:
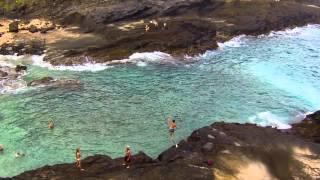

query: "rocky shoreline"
left=1, top=0, right=320, bottom=66
left=5, top=111, right=320, bottom=179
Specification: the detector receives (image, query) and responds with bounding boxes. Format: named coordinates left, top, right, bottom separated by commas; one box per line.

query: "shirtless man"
left=167, top=117, right=178, bottom=148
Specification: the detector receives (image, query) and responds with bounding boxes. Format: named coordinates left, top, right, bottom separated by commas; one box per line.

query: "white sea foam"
left=31, top=55, right=112, bottom=72
left=261, top=24, right=320, bottom=38
left=31, top=51, right=174, bottom=71
left=291, top=111, right=314, bottom=123
left=0, top=55, right=30, bottom=94
left=249, top=111, right=291, bottom=129
left=0, top=79, right=28, bottom=94
left=217, top=35, right=248, bottom=49
left=136, top=61, right=148, bottom=67
left=128, top=51, right=173, bottom=62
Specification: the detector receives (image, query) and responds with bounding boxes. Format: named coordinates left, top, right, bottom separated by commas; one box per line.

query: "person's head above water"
left=48, top=120, right=54, bottom=129
left=0, top=144, right=3, bottom=151
left=172, top=120, right=176, bottom=123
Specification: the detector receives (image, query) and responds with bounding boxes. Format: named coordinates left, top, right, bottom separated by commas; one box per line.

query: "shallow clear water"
left=0, top=25, right=320, bottom=177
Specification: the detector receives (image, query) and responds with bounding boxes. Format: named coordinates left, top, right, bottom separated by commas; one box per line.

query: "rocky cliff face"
left=8, top=111, right=320, bottom=180
left=1, top=0, right=320, bottom=65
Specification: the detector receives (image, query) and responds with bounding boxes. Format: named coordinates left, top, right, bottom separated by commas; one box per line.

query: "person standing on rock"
left=123, top=145, right=132, bottom=169
left=167, top=117, right=178, bottom=148
left=75, top=148, right=84, bottom=171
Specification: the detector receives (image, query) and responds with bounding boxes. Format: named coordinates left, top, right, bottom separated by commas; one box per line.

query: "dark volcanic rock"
left=8, top=21, right=19, bottom=33
left=45, top=18, right=218, bottom=65
left=292, top=110, right=320, bottom=143
left=0, top=41, right=44, bottom=55
left=15, top=65, right=27, bottom=72
left=39, top=25, right=55, bottom=34
left=28, top=25, right=38, bottom=33
left=2, top=0, right=320, bottom=65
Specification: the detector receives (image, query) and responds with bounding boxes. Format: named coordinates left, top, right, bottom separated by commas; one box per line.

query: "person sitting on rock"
left=75, top=148, right=84, bottom=171
left=48, top=120, right=54, bottom=129
left=168, top=117, right=178, bottom=148
left=123, top=145, right=132, bottom=168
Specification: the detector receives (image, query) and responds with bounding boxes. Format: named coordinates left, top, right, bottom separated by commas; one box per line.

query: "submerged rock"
left=28, top=77, right=54, bottom=86
left=28, top=77, right=82, bottom=89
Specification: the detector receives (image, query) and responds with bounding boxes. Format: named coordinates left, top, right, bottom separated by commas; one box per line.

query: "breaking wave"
left=249, top=111, right=292, bottom=129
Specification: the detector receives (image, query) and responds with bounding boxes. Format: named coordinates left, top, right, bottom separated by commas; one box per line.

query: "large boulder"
left=8, top=21, right=19, bottom=33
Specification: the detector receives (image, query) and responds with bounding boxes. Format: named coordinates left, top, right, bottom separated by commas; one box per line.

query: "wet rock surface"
left=9, top=111, right=320, bottom=180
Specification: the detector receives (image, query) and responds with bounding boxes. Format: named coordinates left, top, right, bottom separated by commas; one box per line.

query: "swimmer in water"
left=48, top=120, right=54, bottom=129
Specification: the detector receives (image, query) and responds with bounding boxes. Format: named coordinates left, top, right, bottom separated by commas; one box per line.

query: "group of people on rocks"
left=145, top=19, right=167, bottom=32
left=74, top=117, right=177, bottom=171
left=0, top=117, right=178, bottom=171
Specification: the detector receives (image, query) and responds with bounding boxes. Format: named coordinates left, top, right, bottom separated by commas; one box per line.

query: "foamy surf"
left=249, top=111, right=292, bottom=129
left=217, top=35, right=249, bottom=49
left=0, top=79, right=28, bottom=95
left=32, top=55, right=112, bottom=72
left=260, top=24, right=320, bottom=38
left=0, top=55, right=30, bottom=95
left=128, top=51, right=173, bottom=62
left=32, top=51, right=174, bottom=71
